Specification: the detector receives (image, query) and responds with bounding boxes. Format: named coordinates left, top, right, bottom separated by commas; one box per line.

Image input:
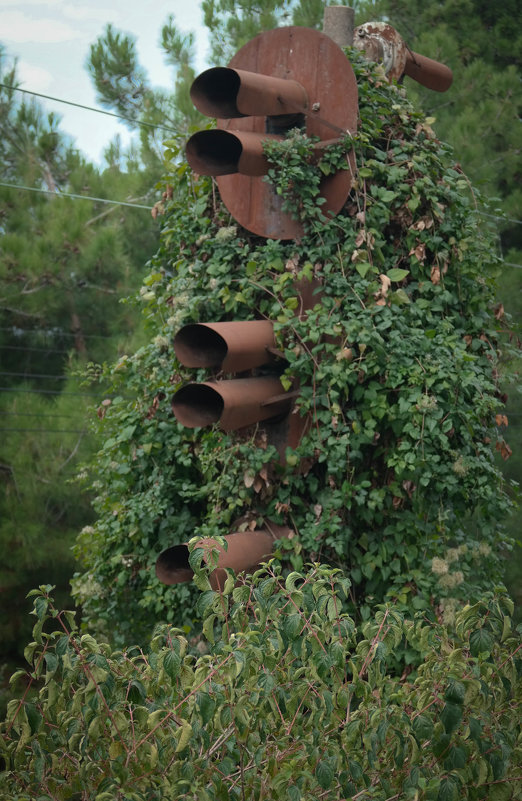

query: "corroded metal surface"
left=191, top=68, right=308, bottom=118
left=187, top=26, right=358, bottom=239
left=155, top=524, right=292, bottom=590
left=186, top=130, right=280, bottom=177
left=353, top=22, right=453, bottom=92
left=353, top=22, right=407, bottom=81
left=404, top=51, right=453, bottom=92
left=173, top=320, right=276, bottom=373
left=171, top=376, right=290, bottom=432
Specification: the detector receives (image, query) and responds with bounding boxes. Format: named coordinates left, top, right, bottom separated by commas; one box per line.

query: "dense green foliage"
left=70, top=52, right=513, bottom=647
left=82, top=0, right=521, bottom=616
left=1, top=574, right=520, bottom=799
left=359, top=0, right=522, bottom=608
left=1, top=6, right=520, bottom=797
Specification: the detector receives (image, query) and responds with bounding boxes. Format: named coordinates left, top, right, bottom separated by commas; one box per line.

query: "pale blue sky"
left=1, top=0, right=209, bottom=164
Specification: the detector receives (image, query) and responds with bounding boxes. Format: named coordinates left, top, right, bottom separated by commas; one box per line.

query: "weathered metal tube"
left=173, top=320, right=276, bottom=373
left=171, top=376, right=291, bottom=432
left=186, top=129, right=281, bottom=176
left=353, top=22, right=452, bottom=92
left=155, top=525, right=291, bottom=590
left=190, top=67, right=308, bottom=118
left=404, top=51, right=453, bottom=92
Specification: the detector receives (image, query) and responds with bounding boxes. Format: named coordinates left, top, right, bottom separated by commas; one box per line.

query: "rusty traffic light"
left=185, top=26, right=359, bottom=239
left=156, top=524, right=292, bottom=591
left=158, top=319, right=297, bottom=588
left=170, top=320, right=292, bottom=432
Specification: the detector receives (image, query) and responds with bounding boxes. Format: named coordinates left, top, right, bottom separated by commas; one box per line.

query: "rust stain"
left=353, top=22, right=453, bottom=92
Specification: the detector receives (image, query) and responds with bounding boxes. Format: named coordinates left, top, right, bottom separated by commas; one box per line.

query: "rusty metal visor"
left=173, top=320, right=276, bottom=373
left=186, top=129, right=281, bottom=177
left=172, top=376, right=291, bottom=432
left=404, top=51, right=453, bottom=92
left=156, top=525, right=292, bottom=590
left=190, top=67, right=308, bottom=118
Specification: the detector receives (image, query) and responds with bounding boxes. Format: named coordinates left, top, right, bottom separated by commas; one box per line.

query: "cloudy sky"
left=1, top=0, right=209, bottom=164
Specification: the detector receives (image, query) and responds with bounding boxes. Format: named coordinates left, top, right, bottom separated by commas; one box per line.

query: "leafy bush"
left=71, top=52, right=513, bottom=644
left=1, top=574, right=521, bottom=800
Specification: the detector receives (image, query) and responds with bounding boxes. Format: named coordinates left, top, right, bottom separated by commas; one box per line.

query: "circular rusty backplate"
left=216, top=26, right=358, bottom=240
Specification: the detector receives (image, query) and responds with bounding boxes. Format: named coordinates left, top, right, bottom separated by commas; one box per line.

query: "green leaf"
left=163, top=649, right=181, bottom=681
left=287, top=785, right=301, bottom=801
left=258, top=670, right=275, bottom=695
left=203, top=613, right=216, bottom=644
left=316, top=760, right=334, bottom=790
left=432, top=733, right=451, bottom=759
left=437, top=776, right=459, bottom=801
left=445, top=680, right=465, bottom=705
left=198, top=692, right=216, bottom=725
left=413, top=714, right=433, bottom=742
left=469, top=629, right=494, bottom=657
left=25, top=702, right=42, bottom=735
left=233, top=650, right=246, bottom=678
left=380, top=190, right=397, bottom=203
left=175, top=719, right=193, bottom=753
left=127, top=679, right=146, bottom=704
left=283, top=614, right=302, bottom=640
left=34, top=597, right=48, bottom=621
left=44, top=652, right=58, bottom=679
left=387, top=268, right=409, bottom=282
left=441, top=702, right=463, bottom=735
left=355, top=261, right=373, bottom=278
left=444, top=745, right=466, bottom=770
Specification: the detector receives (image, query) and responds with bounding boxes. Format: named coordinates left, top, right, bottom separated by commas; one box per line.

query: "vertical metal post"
left=323, top=5, right=355, bottom=48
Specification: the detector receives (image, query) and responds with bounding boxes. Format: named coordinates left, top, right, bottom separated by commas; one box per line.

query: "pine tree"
left=0, top=49, right=157, bottom=670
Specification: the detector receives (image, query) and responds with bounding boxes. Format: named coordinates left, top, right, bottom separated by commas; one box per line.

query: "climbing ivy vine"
left=70, top=52, right=513, bottom=646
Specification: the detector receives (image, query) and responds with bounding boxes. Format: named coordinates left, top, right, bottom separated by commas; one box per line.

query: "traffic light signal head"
left=186, top=26, right=359, bottom=239
left=156, top=524, right=292, bottom=590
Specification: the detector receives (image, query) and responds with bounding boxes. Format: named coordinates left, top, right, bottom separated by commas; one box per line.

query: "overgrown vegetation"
left=2, top=17, right=520, bottom=799
left=1, top=573, right=520, bottom=799
left=69, top=53, right=514, bottom=648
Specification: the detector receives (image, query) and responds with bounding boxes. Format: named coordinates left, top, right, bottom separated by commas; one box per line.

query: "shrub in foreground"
left=1, top=565, right=521, bottom=800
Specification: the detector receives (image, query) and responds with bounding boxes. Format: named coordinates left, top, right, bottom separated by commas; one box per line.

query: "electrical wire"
left=2, top=411, right=79, bottom=419
left=0, top=82, right=179, bottom=136
left=0, top=427, right=87, bottom=434
left=2, top=84, right=522, bottom=227
left=0, top=344, right=71, bottom=354
left=0, top=372, right=81, bottom=381
left=0, top=387, right=119, bottom=398
left=0, top=326, right=128, bottom=339
left=0, top=181, right=154, bottom=209
left=480, top=212, right=522, bottom=226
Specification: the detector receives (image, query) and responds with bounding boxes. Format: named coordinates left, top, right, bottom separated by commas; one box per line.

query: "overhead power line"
left=0, top=181, right=154, bottom=209
left=2, top=411, right=79, bottom=419
left=0, top=326, right=126, bottom=339
left=0, top=387, right=111, bottom=398
left=479, top=212, right=522, bottom=226
left=0, top=427, right=87, bottom=434
left=0, top=371, right=80, bottom=381
left=0, top=82, right=179, bottom=136
left=1, top=344, right=71, bottom=354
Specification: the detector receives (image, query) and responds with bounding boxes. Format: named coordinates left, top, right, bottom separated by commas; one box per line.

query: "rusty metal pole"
left=323, top=5, right=355, bottom=48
